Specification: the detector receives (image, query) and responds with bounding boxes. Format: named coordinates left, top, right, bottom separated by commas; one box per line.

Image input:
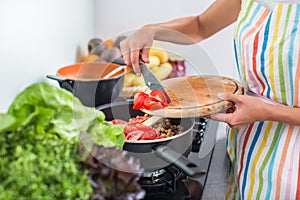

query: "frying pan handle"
left=153, top=145, right=206, bottom=178
left=46, top=75, right=74, bottom=92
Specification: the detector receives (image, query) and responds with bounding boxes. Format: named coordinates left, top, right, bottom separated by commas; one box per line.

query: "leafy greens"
left=0, top=82, right=125, bottom=199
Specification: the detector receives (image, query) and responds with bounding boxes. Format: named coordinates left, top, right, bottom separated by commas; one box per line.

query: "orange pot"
left=47, top=61, right=129, bottom=107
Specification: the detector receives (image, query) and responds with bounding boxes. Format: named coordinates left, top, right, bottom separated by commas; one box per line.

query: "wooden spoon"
left=102, top=65, right=125, bottom=79
left=142, top=115, right=163, bottom=127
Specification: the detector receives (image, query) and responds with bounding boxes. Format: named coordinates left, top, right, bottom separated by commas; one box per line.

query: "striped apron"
left=225, top=0, right=300, bottom=199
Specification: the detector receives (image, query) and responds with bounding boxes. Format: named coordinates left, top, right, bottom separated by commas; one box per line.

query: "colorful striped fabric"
left=225, top=0, right=300, bottom=199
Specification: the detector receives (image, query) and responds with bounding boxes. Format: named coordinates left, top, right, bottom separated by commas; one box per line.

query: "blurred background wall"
left=93, top=0, right=238, bottom=78
left=0, top=0, right=238, bottom=112
left=0, top=0, right=94, bottom=112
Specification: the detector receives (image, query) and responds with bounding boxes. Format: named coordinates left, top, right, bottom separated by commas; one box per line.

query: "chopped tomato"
left=150, top=90, right=168, bottom=106
left=140, top=130, right=158, bottom=140
left=109, top=115, right=160, bottom=141
left=123, top=123, right=158, bottom=140
left=143, top=97, right=164, bottom=110
left=123, top=123, right=138, bottom=136
left=133, top=90, right=169, bottom=111
left=133, top=92, right=149, bottom=110
left=125, top=131, right=144, bottom=140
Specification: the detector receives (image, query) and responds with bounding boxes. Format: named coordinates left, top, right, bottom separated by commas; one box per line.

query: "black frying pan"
left=97, top=100, right=205, bottom=178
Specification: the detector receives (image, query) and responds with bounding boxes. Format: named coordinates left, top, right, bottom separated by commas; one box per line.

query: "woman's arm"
left=120, top=0, right=241, bottom=74
left=265, top=103, right=300, bottom=126
left=149, top=0, right=241, bottom=44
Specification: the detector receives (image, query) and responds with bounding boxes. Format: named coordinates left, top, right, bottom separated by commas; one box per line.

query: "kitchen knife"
left=139, top=59, right=172, bottom=103
left=112, top=58, right=172, bottom=103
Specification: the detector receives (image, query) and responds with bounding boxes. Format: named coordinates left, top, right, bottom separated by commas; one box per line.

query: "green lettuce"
left=0, top=82, right=125, bottom=199
left=5, top=82, right=124, bottom=148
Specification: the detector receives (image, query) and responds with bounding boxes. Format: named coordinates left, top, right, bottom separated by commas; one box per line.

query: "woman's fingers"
left=208, top=93, right=272, bottom=129
left=141, top=47, right=150, bottom=63
left=209, top=93, right=242, bottom=128
left=119, top=28, right=155, bottom=76
left=208, top=112, right=228, bottom=122
left=218, top=92, right=241, bottom=103
left=120, top=42, right=141, bottom=76
left=130, top=50, right=142, bottom=76
left=120, top=40, right=132, bottom=63
left=209, top=112, right=243, bottom=129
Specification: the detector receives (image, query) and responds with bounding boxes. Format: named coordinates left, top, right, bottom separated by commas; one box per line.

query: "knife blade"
left=112, top=58, right=172, bottom=103
left=139, top=60, right=171, bottom=103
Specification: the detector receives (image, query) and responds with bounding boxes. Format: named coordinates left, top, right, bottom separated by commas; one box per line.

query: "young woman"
left=120, top=0, right=300, bottom=199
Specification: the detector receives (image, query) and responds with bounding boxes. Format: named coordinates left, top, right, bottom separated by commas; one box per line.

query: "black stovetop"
left=109, top=98, right=215, bottom=200
left=138, top=117, right=213, bottom=200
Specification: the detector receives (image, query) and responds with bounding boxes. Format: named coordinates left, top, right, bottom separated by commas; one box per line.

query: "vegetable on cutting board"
left=0, top=82, right=125, bottom=199
left=133, top=90, right=169, bottom=111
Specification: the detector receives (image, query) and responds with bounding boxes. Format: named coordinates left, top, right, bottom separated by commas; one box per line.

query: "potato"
left=132, top=76, right=146, bottom=86
left=153, top=62, right=173, bottom=80
left=148, top=55, right=160, bottom=66
left=150, top=65, right=160, bottom=73
left=124, top=72, right=137, bottom=87
left=149, top=49, right=169, bottom=63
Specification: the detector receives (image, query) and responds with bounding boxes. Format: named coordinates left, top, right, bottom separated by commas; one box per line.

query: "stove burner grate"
left=138, top=166, right=192, bottom=200
left=137, top=117, right=208, bottom=200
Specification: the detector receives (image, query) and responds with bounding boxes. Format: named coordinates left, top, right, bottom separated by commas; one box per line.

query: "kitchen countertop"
left=200, top=122, right=231, bottom=200
left=187, top=120, right=231, bottom=200
left=202, top=122, right=230, bottom=200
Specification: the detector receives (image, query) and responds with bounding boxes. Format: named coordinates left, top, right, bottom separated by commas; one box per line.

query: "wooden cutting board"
left=141, top=75, right=244, bottom=118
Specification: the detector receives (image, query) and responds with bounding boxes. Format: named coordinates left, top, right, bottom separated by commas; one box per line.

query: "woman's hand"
left=120, top=27, right=157, bottom=76
left=208, top=93, right=270, bottom=129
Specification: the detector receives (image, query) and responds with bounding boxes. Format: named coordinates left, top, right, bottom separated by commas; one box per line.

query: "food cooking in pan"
left=110, top=114, right=184, bottom=141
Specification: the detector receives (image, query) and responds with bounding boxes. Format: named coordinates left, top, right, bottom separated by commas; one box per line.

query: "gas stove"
left=139, top=166, right=190, bottom=200
left=108, top=98, right=216, bottom=200
left=137, top=117, right=214, bottom=200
